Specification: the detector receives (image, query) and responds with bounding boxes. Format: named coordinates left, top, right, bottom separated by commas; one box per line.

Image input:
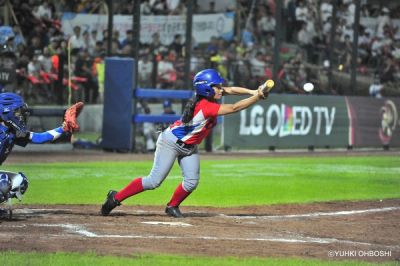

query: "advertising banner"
left=224, top=94, right=400, bottom=149
left=61, top=12, right=234, bottom=45
left=346, top=97, right=400, bottom=147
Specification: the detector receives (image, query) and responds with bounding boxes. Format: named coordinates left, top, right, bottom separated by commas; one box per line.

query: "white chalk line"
left=32, top=223, right=400, bottom=250
left=141, top=221, right=193, bottom=227
left=13, top=206, right=400, bottom=221
left=219, top=206, right=400, bottom=220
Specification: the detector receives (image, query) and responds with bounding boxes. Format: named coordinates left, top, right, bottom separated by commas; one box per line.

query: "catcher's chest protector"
left=0, top=125, right=15, bottom=165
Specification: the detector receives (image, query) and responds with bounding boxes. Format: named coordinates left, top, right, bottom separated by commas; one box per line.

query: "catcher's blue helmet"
left=0, top=92, right=29, bottom=133
left=193, top=69, right=225, bottom=97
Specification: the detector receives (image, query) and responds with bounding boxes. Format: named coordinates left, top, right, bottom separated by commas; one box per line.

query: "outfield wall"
left=224, top=94, right=400, bottom=149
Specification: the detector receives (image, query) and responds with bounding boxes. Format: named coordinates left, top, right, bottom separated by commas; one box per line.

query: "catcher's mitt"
left=258, top=79, right=274, bottom=99
left=62, top=102, right=84, bottom=133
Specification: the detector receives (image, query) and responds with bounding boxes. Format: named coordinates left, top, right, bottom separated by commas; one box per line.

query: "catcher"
left=0, top=92, right=83, bottom=218
left=101, top=68, right=273, bottom=218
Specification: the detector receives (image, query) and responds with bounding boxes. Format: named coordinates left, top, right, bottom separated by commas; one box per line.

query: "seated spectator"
left=141, top=0, right=152, bottom=15
left=369, top=74, right=383, bottom=98
left=38, top=47, right=52, bottom=73
left=157, top=51, right=177, bottom=89
left=142, top=106, right=157, bottom=152
left=120, top=30, right=133, bottom=50
left=169, top=34, right=184, bottom=58
left=162, top=99, right=176, bottom=115
left=138, top=54, right=153, bottom=88
left=74, top=49, right=98, bottom=103
left=297, top=22, right=313, bottom=62
left=69, top=26, right=84, bottom=55
left=380, top=55, right=396, bottom=84
left=250, top=52, right=267, bottom=84
left=82, top=31, right=95, bottom=55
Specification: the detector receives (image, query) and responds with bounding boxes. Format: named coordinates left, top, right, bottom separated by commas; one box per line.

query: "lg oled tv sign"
left=239, top=104, right=336, bottom=137
left=224, top=94, right=400, bottom=149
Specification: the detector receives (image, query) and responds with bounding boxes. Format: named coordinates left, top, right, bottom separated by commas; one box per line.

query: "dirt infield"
left=0, top=200, right=399, bottom=262
left=1, top=150, right=399, bottom=262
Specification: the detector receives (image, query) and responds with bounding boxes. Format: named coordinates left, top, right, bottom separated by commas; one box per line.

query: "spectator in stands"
left=169, top=34, right=184, bottom=58
left=74, top=49, right=98, bottom=103
left=33, top=0, right=53, bottom=20
left=297, top=22, right=313, bottom=62
left=69, top=25, right=84, bottom=55
left=380, top=55, right=397, bottom=84
left=250, top=51, right=267, bottom=86
left=111, top=39, right=121, bottom=55
left=120, top=30, right=133, bottom=50
left=27, top=53, right=41, bottom=78
left=157, top=51, right=177, bottom=89
left=138, top=54, right=153, bottom=88
left=162, top=99, right=175, bottom=115
left=38, top=47, right=52, bottom=73
left=376, top=7, right=392, bottom=38
left=141, top=0, right=152, bottom=15
left=205, top=1, right=216, bottom=14
left=150, top=32, right=167, bottom=57
left=369, top=74, right=383, bottom=98
left=278, top=62, right=304, bottom=94
left=27, top=36, right=43, bottom=60
left=142, top=106, right=157, bottom=152
left=152, top=0, right=168, bottom=15
left=172, top=1, right=187, bottom=15
left=295, top=0, right=309, bottom=34
left=257, top=10, right=276, bottom=46
left=91, top=29, right=99, bottom=44
left=320, top=0, right=332, bottom=23
left=166, top=0, right=181, bottom=14
left=47, top=37, right=60, bottom=56
left=82, top=31, right=95, bottom=55
left=93, top=41, right=105, bottom=57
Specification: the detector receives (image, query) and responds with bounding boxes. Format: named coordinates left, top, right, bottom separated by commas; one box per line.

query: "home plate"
left=141, top=221, right=193, bottom=227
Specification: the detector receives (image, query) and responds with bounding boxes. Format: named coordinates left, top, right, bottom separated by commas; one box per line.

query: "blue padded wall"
left=102, top=57, right=134, bottom=150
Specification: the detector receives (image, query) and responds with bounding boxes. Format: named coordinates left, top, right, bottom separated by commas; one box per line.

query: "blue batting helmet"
left=193, top=69, right=225, bottom=97
left=0, top=92, right=29, bottom=133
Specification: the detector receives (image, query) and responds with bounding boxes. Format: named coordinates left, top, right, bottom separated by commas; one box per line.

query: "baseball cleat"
left=165, top=205, right=183, bottom=218
left=101, top=190, right=121, bottom=216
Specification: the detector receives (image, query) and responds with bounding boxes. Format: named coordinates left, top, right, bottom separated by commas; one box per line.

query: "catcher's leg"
left=9, top=172, right=29, bottom=200
left=0, top=171, right=28, bottom=219
left=166, top=150, right=200, bottom=218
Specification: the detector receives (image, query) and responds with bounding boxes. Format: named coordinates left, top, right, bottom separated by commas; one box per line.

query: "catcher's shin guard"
left=101, top=190, right=121, bottom=216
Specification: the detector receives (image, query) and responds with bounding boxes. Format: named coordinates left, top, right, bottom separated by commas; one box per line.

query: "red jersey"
left=169, top=99, right=220, bottom=145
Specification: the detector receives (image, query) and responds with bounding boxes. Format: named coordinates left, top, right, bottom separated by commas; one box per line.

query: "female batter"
left=101, top=69, right=271, bottom=218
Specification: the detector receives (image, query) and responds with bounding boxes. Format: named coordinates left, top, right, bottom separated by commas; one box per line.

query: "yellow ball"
left=266, top=80, right=274, bottom=89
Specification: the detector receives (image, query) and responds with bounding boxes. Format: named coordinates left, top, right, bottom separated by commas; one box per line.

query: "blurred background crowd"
left=0, top=0, right=399, bottom=106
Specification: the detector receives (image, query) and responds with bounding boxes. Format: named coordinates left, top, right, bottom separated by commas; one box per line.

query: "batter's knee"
left=142, top=176, right=163, bottom=190
left=182, top=177, right=199, bottom=192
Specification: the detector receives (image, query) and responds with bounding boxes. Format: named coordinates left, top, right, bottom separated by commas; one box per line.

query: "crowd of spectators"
left=0, top=0, right=400, bottom=106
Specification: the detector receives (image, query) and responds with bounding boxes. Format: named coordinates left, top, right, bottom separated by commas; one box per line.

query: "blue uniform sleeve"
left=29, top=127, right=65, bottom=144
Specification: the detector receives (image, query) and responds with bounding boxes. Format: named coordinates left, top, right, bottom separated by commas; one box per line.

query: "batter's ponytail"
left=181, top=95, right=202, bottom=124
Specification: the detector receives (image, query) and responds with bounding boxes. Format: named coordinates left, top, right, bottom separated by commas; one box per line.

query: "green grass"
left=0, top=252, right=397, bottom=266
left=3, top=156, right=399, bottom=206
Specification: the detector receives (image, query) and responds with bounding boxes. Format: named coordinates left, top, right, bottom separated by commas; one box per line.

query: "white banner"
left=61, top=12, right=234, bottom=45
